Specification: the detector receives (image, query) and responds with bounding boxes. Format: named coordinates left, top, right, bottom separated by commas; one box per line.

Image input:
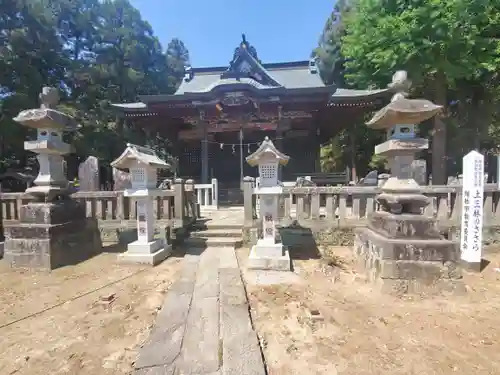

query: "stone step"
left=191, top=222, right=243, bottom=231
left=183, top=237, right=242, bottom=249
left=190, top=229, right=242, bottom=238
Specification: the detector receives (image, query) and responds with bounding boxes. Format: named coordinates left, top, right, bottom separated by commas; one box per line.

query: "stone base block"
left=3, top=217, right=101, bottom=270
left=251, top=240, right=286, bottom=257
left=458, top=259, right=482, bottom=273
left=368, top=211, right=441, bottom=239
left=127, top=239, right=163, bottom=254
left=19, top=200, right=85, bottom=224
left=118, top=239, right=171, bottom=266
left=247, top=244, right=291, bottom=271
left=375, top=277, right=467, bottom=296
left=355, top=227, right=459, bottom=262
left=354, top=227, right=464, bottom=294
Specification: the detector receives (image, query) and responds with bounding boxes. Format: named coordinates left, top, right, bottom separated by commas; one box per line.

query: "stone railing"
left=0, top=178, right=198, bottom=243
left=242, top=177, right=500, bottom=237
left=194, top=178, right=219, bottom=210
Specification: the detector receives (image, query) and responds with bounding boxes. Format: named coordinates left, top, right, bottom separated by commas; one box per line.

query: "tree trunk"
left=431, top=71, right=447, bottom=185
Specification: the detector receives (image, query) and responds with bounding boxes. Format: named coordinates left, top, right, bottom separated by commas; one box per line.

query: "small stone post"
left=211, top=178, right=219, bottom=209
left=173, top=178, right=185, bottom=227
left=184, top=179, right=196, bottom=219
left=111, top=143, right=171, bottom=265
left=243, top=176, right=255, bottom=225
left=246, top=137, right=291, bottom=271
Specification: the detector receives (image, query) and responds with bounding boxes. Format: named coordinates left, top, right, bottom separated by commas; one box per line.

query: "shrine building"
left=112, top=35, right=393, bottom=188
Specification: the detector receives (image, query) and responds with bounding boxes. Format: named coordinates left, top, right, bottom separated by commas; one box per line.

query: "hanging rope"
left=204, top=136, right=284, bottom=153
left=205, top=136, right=283, bottom=146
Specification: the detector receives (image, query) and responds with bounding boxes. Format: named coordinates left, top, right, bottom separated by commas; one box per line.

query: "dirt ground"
left=0, top=248, right=183, bottom=375
left=240, top=246, right=500, bottom=375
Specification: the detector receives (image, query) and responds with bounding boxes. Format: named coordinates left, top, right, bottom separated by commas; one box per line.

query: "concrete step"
left=183, top=236, right=243, bottom=248
left=190, top=228, right=242, bottom=238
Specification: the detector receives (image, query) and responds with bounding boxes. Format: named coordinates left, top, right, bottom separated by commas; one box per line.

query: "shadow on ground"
left=279, top=223, right=321, bottom=260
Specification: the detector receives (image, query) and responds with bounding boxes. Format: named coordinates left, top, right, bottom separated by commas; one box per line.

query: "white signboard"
left=460, top=150, right=484, bottom=264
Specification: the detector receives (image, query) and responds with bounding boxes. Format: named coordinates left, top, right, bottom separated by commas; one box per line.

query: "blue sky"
left=130, top=0, right=335, bottom=68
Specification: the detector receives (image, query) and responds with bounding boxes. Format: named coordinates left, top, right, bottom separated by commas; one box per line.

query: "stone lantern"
left=111, top=143, right=171, bottom=265
left=3, top=87, right=101, bottom=270
left=354, top=71, right=463, bottom=294
left=246, top=136, right=291, bottom=271
left=14, top=87, right=76, bottom=200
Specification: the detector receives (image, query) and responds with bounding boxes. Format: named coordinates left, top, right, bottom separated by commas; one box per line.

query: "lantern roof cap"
left=111, top=143, right=170, bottom=170
left=246, top=136, right=290, bottom=167
left=366, top=98, right=442, bottom=129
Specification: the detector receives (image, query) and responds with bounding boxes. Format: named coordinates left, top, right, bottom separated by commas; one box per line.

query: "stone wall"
left=0, top=180, right=198, bottom=247
left=242, top=180, right=500, bottom=254
left=242, top=223, right=500, bottom=255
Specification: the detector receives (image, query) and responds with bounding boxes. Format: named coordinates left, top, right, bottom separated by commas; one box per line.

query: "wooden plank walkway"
left=133, top=245, right=265, bottom=375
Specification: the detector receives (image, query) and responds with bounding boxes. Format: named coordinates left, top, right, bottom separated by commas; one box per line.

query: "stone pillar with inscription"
left=246, top=137, right=291, bottom=271
left=459, top=150, right=484, bottom=271
left=3, top=87, right=101, bottom=270
left=354, top=71, right=464, bottom=294
left=111, top=143, right=171, bottom=265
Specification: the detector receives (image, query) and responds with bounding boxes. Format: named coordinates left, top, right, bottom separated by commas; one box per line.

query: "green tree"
left=0, top=0, right=67, bottom=170
left=341, top=0, right=500, bottom=184
left=0, top=0, right=189, bottom=176
left=166, top=38, right=190, bottom=92
left=314, top=0, right=351, bottom=86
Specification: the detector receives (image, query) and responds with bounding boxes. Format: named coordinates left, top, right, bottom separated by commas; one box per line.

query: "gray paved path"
left=134, top=246, right=266, bottom=375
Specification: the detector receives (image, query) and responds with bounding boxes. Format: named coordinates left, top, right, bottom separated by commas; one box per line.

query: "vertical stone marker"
left=113, top=167, right=131, bottom=190
left=111, top=143, right=171, bottom=265
left=246, top=136, right=291, bottom=271
left=460, top=150, right=484, bottom=270
left=78, top=156, right=99, bottom=191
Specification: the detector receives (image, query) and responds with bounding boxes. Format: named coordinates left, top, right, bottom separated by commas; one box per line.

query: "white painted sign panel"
left=460, top=150, right=484, bottom=263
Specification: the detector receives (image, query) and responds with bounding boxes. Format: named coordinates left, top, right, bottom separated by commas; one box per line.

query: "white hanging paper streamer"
left=232, top=145, right=235, bottom=154
left=220, top=143, right=224, bottom=150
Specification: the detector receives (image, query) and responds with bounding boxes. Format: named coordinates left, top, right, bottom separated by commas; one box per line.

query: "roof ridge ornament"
left=222, top=34, right=282, bottom=87
left=388, top=70, right=411, bottom=100
left=184, top=65, right=193, bottom=82
left=237, top=33, right=258, bottom=61
left=309, top=58, right=318, bottom=74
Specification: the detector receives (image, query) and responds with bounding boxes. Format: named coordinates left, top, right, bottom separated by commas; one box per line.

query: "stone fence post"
left=243, top=176, right=254, bottom=225
left=173, top=178, right=185, bottom=227
left=211, top=178, right=219, bottom=209
left=184, top=179, right=197, bottom=219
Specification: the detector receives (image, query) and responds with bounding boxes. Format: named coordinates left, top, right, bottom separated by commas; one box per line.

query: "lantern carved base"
left=248, top=241, right=291, bottom=271
left=353, top=211, right=464, bottom=295
left=118, top=239, right=171, bottom=266
left=3, top=200, right=101, bottom=270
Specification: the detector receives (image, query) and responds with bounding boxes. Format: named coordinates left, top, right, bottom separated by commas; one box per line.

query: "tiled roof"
left=176, top=61, right=325, bottom=94
left=333, top=88, right=389, bottom=98
left=177, top=76, right=276, bottom=94
left=110, top=35, right=391, bottom=112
